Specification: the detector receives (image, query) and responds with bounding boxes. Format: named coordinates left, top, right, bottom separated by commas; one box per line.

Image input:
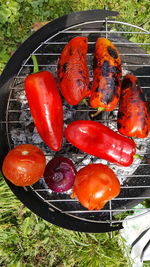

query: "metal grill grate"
left=2, top=18, right=150, bottom=226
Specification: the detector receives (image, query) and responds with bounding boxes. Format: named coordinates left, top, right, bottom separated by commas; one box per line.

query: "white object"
left=120, top=204, right=150, bottom=267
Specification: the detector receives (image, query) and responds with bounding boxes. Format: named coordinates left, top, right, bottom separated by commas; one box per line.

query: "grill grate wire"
left=2, top=18, right=150, bottom=225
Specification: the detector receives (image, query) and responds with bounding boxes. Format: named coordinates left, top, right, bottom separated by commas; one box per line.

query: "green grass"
left=0, top=0, right=150, bottom=266
left=0, top=0, right=150, bottom=72
left=0, top=176, right=132, bottom=266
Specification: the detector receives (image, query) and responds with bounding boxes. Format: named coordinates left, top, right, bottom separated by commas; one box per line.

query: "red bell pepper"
left=90, top=38, right=122, bottom=116
left=58, top=36, right=90, bottom=105
left=117, top=74, right=150, bottom=138
left=65, top=120, right=136, bottom=167
left=24, top=56, right=63, bottom=151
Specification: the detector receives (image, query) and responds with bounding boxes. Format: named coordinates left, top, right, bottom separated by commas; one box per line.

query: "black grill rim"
left=4, top=178, right=123, bottom=232
left=0, top=9, right=149, bottom=233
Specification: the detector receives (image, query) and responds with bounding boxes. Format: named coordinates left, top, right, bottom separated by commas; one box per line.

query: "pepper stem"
left=81, top=98, right=89, bottom=106
left=31, top=55, right=39, bottom=73
left=134, top=154, right=143, bottom=160
left=91, top=107, right=105, bottom=118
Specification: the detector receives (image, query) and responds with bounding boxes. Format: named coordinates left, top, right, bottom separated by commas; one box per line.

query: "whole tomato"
left=2, top=144, right=46, bottom=186
left=71, top=164, right=120, bottom=210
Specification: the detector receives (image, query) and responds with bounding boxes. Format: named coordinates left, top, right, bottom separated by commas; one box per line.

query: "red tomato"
left=2, top=144, right=46, bottom=186
left=71, top=164, right=120, bottom=210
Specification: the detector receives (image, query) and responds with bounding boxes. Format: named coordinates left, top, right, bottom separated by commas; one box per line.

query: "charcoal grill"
left=0, top=10, right=150, bottom=233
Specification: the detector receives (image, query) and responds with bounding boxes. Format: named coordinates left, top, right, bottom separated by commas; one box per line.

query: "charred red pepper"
left=58, top=36, right=90, bottom=105
left=24, top=56, right=63, bottom=151
left=90, top=38, right=122, bottom=115
left=117, top=74, right=150, bottom=138
left=65, top=120, right=136, bottom=167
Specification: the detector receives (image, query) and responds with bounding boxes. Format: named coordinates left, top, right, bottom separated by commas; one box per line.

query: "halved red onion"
left=44, top=157, right=76, bottom=192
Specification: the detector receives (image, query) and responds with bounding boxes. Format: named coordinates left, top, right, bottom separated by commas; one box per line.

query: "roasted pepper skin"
left=117, top=74, right=150, bottom=138
left=90, top=38, right=122, bottom=111
left=65, top=120, right=136, bottom=167
left=24, top=71, right=63, bottom=151
left=58, top=36, right=90, bottom=105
